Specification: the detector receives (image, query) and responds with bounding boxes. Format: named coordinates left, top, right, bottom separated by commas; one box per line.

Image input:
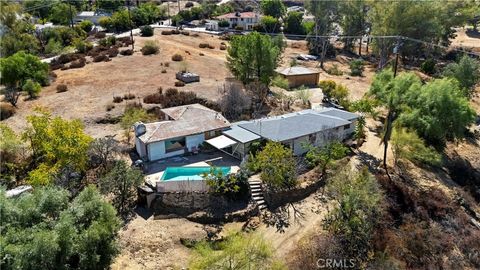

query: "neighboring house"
left=74, top=11, right=111, bottom=25
left=276, top=66, right=320, bottom=88
left=205, top=20, right=219, bottom=31
left=206, top=108, right=359, bottom=157
left=215, top=12, right=260, bottom=30
left=134, top=104, right=230, bottom=161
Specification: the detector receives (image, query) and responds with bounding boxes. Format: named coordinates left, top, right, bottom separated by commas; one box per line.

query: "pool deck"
left=144, top=151, right=241, bottom=188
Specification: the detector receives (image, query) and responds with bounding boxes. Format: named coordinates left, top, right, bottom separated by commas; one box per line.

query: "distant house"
left=276, top=66, right=320, bottom=88
left=74, top=11, right=111, bottom=25
left=206, top=108, right=359, bottom=158
left=134, top=104, right=230, bottom=161
left=215, top=12, right=260, bottom=30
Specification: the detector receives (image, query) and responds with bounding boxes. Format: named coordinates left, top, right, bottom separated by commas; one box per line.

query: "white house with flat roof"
left=206, top=108, right=359, bottom=158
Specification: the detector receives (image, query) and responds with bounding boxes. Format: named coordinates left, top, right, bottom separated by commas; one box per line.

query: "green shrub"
left=203, top=168, right=248, bottom=200
left=140, top=25, right=154, bottom=37
left=218, top=20, right=230, bottom=28
left=420, top=58, right=436, bottom=75
left=349, top=59, right=364, bottom=76
left=22, top=79, right=42, bottom=98
left=271, top=75, right=289, bottom=90
left=44, top=38, right=64, bottom=55
left=74, top=39, right=93, bottom=53
left=254, top=141, right=297, bottom=190
left=79, top=20, right=94, bottom=32
left=141, top=40, right=159, bottom=55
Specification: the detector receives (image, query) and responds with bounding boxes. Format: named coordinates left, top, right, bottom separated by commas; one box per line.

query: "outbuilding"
left=276, top=66, right=320, bottom=88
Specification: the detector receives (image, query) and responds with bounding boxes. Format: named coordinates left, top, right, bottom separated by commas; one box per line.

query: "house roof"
left=223, top=125, right=261, bottom=143
left=138, top=104, right=230, bottom=144
left=216, top=12, right=258, bottom=19
left=317, top=108, right=360, bottom=121
left=237, top=110, right=351, bottom=142
left=276, top=66, right=319, bottom=76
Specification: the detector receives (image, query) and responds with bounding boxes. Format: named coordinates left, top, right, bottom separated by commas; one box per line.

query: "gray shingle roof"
left=238, top=111, right=350, bottom=142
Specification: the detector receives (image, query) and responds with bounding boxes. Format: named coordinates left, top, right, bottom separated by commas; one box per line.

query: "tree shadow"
left=261, top=202, right=305, bottom=233
left=465, top=29, right=480, bottom=38
left=134, top=206, right=153, bottom=220
left=356, top=150, right=382, bottom=173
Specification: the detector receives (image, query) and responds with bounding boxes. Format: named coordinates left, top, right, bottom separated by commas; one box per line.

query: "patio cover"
left=206, top=135, right=237, bottom=149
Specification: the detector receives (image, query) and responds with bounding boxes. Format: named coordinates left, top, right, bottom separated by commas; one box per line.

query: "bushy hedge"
left=141, top=40, right=159, bottom=55
left=140, top=25, right=154, bottom=37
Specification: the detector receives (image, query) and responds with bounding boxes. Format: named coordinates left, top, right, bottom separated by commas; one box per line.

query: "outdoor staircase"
left=248, top=179, right=267, bottom=211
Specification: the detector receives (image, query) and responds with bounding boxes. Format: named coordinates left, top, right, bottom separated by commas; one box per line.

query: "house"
left=134, top=104, right=230, bottom=161
left=215, top=12, right=260, bottom=30
left=205, top=20, right=219, bottom=31
left=276, top=66, right=320, bottom=88
left=206, top=108, right=359, bottom=158
left=74, top=11, right=111, bottom=25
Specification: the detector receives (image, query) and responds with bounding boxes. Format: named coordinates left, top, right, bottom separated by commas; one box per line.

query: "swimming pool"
left=160, top=166, right=231, bottom=181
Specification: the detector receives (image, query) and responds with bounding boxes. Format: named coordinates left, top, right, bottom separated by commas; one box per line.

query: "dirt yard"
left=3, top=30, right=231, bottom=138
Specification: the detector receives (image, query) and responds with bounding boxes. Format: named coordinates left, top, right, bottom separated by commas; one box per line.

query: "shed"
left=276, top=66, right=320, bottom=88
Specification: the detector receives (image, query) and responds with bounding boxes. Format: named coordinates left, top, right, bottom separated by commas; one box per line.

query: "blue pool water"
left=161, top=166, right=231, bottom=181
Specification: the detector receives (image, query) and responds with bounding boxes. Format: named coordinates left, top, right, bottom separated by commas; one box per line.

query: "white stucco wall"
left=157, top=180, right=209, bottom=192
left=186, top=133, right=205, bottom=151
left=135, top=138, right=147, bottom=159
left=147, top=141, right=185, bottom=161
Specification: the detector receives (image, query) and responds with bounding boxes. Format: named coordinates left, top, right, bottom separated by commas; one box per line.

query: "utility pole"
left=126, top=0, right=134, bottom=50
left=68, top=0, right=74, bottom=28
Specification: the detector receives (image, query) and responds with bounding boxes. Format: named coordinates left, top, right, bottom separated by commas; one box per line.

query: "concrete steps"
left=248, top=179, right=267, bottom=211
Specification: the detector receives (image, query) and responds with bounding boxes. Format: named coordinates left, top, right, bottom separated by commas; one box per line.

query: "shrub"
left=93, top=54, right=109, bottom=62
left=349, top=59, right=364, bottom=76
left=140, top=25, right=154, bottom=37
left=199, top=43, right=209, bottom=48
left=161, top=30, right=172, bottom=35
left=119, top=49, right=133, bottom=56
left=185, top=1, right=194, bottom=8
left=199, top=53, right=204, bottom=56
left=171, top=29, right=180, bottom=34
left=0, top=103, right=15, bottom=120
left=79, top=20, right=94, bottom=32
left=95, top=32, right=106, bottom=39
left=420, top=58, right=436, bottom=75
left=326, top=64, right=343, bottom=76
left=22, top=79, right=42, bottom=98
left=171, top=54, right=183, bottom=61
left=218, top=20, right=230, bottom=28
left=69, top=58, right=86, bottom=68
left=74, top=39, right=93, bottom=53
left=220, top=44, right=227, bottom=50
left=56, top=84, right=68, bottom=93
left=107, top=47, right=119, bottom=57
left=271, top=75, right=289, bottom=90
left=208, top=44, right=215, bottom=49
left=161, top=69, right=167, bottom=73
left=235, top=25, right=244, bottom=31
left=164, top=62, right=170, bottom=67
left=123, top=93, right=135, bottom=100
left=141, top=40, right=159, bottom=55
left=106, top=103, right=115, bottom=111
left=175, top=81, right=185, bottom=87
left=180, top=31, right=190, bottom=36
left=113, top=96, right=123, bottom=103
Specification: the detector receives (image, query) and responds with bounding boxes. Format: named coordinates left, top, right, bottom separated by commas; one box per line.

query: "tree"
left=99, top=160, right=143, bottom=216
left=252, top=141, right=297, bottom=190
left=258, top=15, right=281, bottom=33
left=95, top=0, right=124, bottom=12
left=323, top=167, right=383, bottom=265
left=88, top=137, right=120, bottom=171
left=0, top=185, right=120, bottom=270
left=49, top=2, right=77, bottom=25
left=23, top=108, right=93, bottom=185
left=22, top=79, right=42, bottom=99
left=354, top=116, right=366, bottom=145
left=0, top=51, right=49, bottom=106
left=369, top=70, right=421, bottom=167
left=339, top=0, right=368, bottom=52
left=227, top=32, right=280, bottom=85
left=399, top=78, right=476, bottom=145
left=306, top=0, right=338, bottom=68
left=219, top=82, right=251, bottom=120
left=349, top=59, right=365, bottom=76
left=203, top=168, right=248, bottom=200
left=260, top=0, right=286, bottom=18
left=0, top=124, right=26, bottom=188
left=132, top=2, right=165, bottom=26
left=189, top=231, right=285, bottom=270
left=391, top=127, right=442, bottom=167
left=442, top=55, right=480, bottom=97
left=0, top=3, right=39, bottom=57
left=120, top=107, right=153, bottom=142
left=284, top=11, right=306, bottom=35
left=23, top=0, right=54, bottom=23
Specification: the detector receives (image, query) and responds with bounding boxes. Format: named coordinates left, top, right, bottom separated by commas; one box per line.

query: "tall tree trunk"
left=358, top=38, right=362, bottom=56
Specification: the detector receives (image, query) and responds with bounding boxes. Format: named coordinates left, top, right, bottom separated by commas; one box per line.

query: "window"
left=344, top=124, right=351, bottom=130
left=165, top=137, right=186, bottom=153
